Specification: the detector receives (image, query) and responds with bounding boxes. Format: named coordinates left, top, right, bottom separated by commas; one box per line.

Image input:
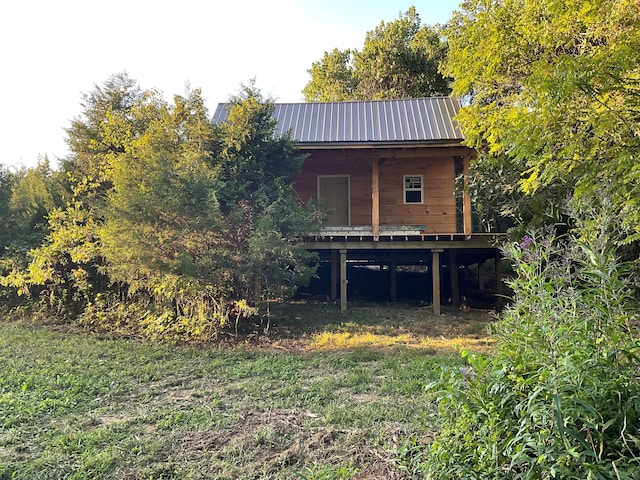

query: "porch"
left=303, top=227, right=506, bottom=314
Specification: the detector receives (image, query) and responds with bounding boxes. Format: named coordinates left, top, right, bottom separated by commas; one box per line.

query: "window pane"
left=405, top=190, right=422, bottom=203
left=404, top=175, right=423, bottom=203
left=405, top=176, right=421, bottom=189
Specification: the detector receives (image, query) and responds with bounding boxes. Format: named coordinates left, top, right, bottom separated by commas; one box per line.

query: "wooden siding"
left=294, top=148, right=459, bottom=233
left=379, top=157, right=456, bottom=233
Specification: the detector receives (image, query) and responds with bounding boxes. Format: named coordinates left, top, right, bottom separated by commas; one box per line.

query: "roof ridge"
left=273, top=96, right=456, bottom=106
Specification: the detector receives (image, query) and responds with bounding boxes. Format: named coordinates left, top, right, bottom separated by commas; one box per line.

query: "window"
left=404, top=175, right=423, bottom=204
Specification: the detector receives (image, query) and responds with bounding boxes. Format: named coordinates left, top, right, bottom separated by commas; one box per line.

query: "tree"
left=8, top=157, right=67, bottom=247
left=444, top=0, right=640, bottom=239
left=213, top=85, right=320, bottom=304
left=5, top=74, right=146, bottom=315
left=303, top=7, right=451, bottom=101
left=302, top=49, right=357, bottom=102
left=98, top=85, right=320, bottom=338
left=62, top=72, right=142, bottom=202
left=0, top=159, right=67, bottom=308
left=3, top=74, right=321, bottom=339
left=0, top=165, right=17, bottom=257
left=354, top=6, right=451, bottom=99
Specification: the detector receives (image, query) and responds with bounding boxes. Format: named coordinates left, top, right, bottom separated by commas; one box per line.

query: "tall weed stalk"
left=423, top=228, right=640, bottom=479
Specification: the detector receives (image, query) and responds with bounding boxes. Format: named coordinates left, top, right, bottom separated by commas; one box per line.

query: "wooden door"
left=318, top=176, right=349, bottom=226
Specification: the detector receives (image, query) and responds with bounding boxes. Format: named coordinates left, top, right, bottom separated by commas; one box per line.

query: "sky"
left=0, top=0, right=461, bottom=169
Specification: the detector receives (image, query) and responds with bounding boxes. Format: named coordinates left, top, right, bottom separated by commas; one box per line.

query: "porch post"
left=372, top=158, right=380, bottom=241
left=463, top=155, right=473, bottom=236
left=432, top=249, right=444, bottom=315
left=340, top=249, right=348, bottom=312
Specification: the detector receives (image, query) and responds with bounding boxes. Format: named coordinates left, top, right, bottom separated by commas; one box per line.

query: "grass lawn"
left=0, top=300, right=495, bottom=479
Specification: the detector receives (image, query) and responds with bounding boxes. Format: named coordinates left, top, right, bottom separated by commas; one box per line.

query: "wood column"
left=330, top=249, right=338, bottom=301
left=432, top=249, right=444, bottom=315
left=463, top=155, right=473, bottom=236
left=371, top=158, right=380, bottom=241
left=340, top=249, right=348, bottom=312
left=448, top=250, right=460, bottom=308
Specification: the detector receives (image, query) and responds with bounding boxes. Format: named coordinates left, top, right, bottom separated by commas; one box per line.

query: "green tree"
left=9, top=157, right=67, bottom=248
left=444, top=0, right=640, bottom=239
left=62, top=72, right=142, bottom=202
left=302, top=49, right=358, bottom=102
left=213, top=85, right=320, bottom=304
left=4, top=75, right=320, bottom=339
left=303, top=7, right=451, bottom=101
left=5, top=74, right=145, bottom=315
left=0, top=159, right=67, bottom=308
left=0, top=165, right=17, bottom=257
left=98, top=85, right=320, bottom=339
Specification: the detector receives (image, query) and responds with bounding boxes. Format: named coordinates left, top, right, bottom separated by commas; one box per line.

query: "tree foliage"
left=303, top=7, right=451, bottom=101
left=0, top=159, right=67, bottom=308
left=2, top=75, right=321, bottom=339
left=444, top=0, right=640, bottom=238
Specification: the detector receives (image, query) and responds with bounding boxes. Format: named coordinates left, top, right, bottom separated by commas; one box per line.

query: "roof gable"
left=212, top=97, right=464, bottom=147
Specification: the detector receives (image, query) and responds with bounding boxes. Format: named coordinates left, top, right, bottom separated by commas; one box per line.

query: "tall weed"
left=423, top=228, right=640, bottom=479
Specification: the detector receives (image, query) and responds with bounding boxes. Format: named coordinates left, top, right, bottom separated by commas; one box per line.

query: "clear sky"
left=0, top=0, right=461, bottom=169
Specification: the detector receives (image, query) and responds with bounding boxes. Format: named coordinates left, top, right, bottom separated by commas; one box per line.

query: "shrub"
left=423, top=228, right=640, bottom=479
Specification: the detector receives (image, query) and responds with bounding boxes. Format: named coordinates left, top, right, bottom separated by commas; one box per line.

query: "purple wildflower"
left=519, top=235, right=533, bottom=250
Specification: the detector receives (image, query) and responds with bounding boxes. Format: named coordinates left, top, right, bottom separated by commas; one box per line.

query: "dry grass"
left=264, top=299, right=497, bottom=354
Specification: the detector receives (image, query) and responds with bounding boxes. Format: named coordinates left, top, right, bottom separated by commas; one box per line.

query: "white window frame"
left=403, top=175, right=423, bottom=204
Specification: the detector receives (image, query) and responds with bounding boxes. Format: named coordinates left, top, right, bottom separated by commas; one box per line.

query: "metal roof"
left=212, top=97, right=464, bottom=147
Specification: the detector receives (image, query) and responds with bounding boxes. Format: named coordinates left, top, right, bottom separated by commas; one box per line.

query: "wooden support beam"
left=463, top=155, right=473, bottom=236
left=371, top=158, right=380, bottom=241
left=432, top=249, right=444, bottom=315
left=330, top=249, right=338, bottom=301
left=449, top=249, right=460, bottom=308
left=340, top=249, right=348, bottom=312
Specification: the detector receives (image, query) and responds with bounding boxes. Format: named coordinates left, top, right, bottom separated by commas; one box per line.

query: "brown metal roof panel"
left=212, top=97, right=464, bottom=143
left=380, top=101, right=390, bottom=141
left=425, top=98, right=441, bottom=140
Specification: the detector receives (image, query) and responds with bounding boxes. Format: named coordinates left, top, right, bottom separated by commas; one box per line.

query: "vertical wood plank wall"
left=294, top=148, right=461, bottom=233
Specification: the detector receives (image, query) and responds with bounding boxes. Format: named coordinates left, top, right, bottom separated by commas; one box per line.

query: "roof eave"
left=294, top=140, right=468, bottom=150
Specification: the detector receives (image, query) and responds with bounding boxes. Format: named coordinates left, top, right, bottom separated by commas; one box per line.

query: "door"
left=318, top=175, right=349, bottom=226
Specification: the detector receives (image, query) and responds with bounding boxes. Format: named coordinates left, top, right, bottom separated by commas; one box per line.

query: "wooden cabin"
left=213, top=98, right=503, bottom=313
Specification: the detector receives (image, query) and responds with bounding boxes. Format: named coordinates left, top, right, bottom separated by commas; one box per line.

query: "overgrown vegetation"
left=444, top=0, right=640, bottom=238
left=1, top=76, right=321, bottom=340
left=421, top=224, right=640, bottom=479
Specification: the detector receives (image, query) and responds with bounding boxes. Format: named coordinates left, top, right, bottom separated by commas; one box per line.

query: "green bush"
left=423, top=229, right=640, bottom=479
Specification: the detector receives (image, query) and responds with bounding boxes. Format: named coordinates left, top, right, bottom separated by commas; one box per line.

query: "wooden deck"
left=304, top=226, right=504, bottom=249
left=301, top=226, right=507, bottom=314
